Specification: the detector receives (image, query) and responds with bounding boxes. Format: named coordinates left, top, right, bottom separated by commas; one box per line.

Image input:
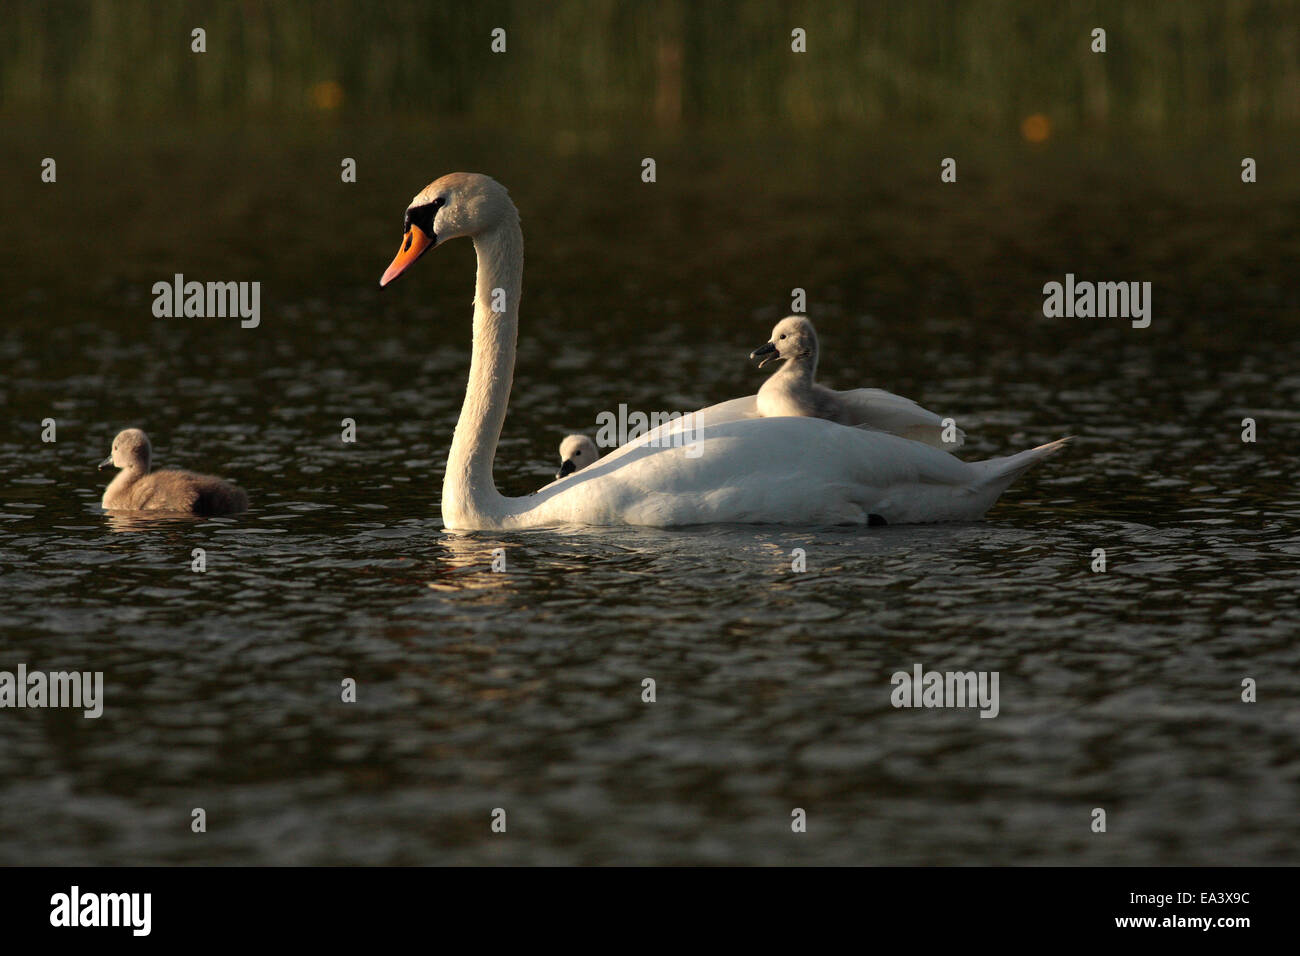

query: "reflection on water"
left=103, top=512, right=209, bottom=534
left=0, top=126, right=1297, bottom=864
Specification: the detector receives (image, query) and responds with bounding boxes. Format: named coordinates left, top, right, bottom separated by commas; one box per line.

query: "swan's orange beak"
left=380, top=226, right=435, bottom=287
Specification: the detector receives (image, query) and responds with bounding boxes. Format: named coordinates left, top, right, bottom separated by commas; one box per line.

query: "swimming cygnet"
left=556, top=434, right=600, bottom=478
left=749, top=315, right=966, bottom=449
left=99, top=428, right=249, bottom=515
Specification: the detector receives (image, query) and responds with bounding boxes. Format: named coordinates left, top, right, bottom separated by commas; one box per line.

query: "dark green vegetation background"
left=2, top=0, right=1297, bottom=130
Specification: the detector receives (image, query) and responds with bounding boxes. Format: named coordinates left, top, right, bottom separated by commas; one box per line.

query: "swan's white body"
left=526, top=417, right=1066, bottom=527
left=380, top=173, right=1069, bottom=531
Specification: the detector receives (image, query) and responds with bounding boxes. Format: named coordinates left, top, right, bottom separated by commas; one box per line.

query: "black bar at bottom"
left=0, top=866, right=1277, bottom=943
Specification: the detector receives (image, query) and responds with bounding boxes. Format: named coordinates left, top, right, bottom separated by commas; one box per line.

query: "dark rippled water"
left=1, top=126, right=1297, bottom=864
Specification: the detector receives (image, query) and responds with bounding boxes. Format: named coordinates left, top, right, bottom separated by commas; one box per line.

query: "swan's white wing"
left=600, top=390, right=960, bottom=453
left=687, top=394, right=760, bottom=427
left=612, top=394, right=760, bottom=450
left=542, top=396, right=757, bottom=490
left=836, top=388, right=965, bottom=450
left=646, top=395, right=758, bottom=436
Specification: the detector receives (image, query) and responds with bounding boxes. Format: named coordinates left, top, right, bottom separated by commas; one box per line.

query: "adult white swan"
left=379, top=173, right=1070, bottom=530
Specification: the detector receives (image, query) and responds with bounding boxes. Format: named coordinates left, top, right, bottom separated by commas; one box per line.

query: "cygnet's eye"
left=575, top=450, right=583, bottom=457
left=779, top=334, right=787, bottom=340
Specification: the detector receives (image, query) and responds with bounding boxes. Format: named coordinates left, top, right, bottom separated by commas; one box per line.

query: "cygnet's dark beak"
left=98, top=455, right=114, bottom=470
left=750, top=341, right=779, bottom=368
left=557, top=459, right=577, bottom=479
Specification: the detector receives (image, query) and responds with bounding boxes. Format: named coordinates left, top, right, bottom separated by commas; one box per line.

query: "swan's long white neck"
left=441, top=217, right=524, bottom=528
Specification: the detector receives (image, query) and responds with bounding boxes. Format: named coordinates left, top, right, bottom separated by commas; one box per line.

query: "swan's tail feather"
left=973, top=436, right=1073, bottom=490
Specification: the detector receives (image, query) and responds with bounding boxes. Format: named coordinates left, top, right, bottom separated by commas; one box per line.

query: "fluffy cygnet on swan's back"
left=749, top=315, right=966, bottom=450
left=99, top=428, right=249, bottom=515
left=557, top=434, right=600, bottom=478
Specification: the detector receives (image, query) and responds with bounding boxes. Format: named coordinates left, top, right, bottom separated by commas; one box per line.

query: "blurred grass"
left=1, top=0, right=1297, bottom=130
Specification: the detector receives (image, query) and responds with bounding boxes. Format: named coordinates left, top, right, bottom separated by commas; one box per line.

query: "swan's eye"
left=404, top=202, right=439, bottom=238
left=779, top=334, right=787, bottom=340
